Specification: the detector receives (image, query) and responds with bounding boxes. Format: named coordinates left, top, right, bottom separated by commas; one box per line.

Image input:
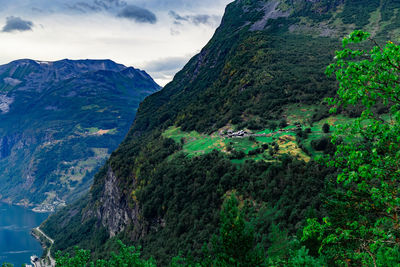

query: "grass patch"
left=163, top=126, right=310, bottom=163
left=284, top=104, right=317, bottom=125
left=163, top=111, right=359, bottom=164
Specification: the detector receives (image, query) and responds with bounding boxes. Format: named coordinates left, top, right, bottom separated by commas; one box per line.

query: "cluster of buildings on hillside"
left=32, top=199, right=66, bottom=213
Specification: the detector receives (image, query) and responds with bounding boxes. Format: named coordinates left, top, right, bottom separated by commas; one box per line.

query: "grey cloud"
left=192, top=15, right=215, bottom=25
left=141, top=56, right=191, bottom=86
left=67, top=2, right=102, bottom=13
left=66, top=1, right=157, bottom=24
left=118, top=5, right=157, bottom=24
left=169, top=11, right=188, bottom=22
left=130, top=0, right=233, bottom=11
left=169, top=10, right=220, bottom=26
left=2, top=16, right=34, bottom=33
left=170, top=28, right=180, bottom=35
left=32, top=7, right=55, bottom=14
left=143, top=56, right=189, bottom=78
left=67, top=0, right=126, bottom=13
left=94, top=0, right=127, bottom=9
left=31, top=7, right=44, bottom=13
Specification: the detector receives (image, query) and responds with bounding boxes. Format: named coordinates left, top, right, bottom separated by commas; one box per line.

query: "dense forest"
left=35, top=0, right=400, bottom=266
left=52, top=29, right=400, bottom=267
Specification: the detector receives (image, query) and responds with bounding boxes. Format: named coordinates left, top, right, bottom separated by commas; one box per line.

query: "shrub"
left=322, top=123, right=330, bottom=133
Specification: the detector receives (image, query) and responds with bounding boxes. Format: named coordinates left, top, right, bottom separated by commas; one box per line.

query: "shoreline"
left=31, top=227, right=56, bottom=267
left=0, top=199, right=65, bottom=213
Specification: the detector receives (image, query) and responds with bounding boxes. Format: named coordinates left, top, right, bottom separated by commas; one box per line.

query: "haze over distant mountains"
left=0, top=58, right=160, bottom=210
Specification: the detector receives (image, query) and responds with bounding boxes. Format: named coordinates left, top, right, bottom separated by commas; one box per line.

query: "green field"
left=162, top=105, right=357, bottom=163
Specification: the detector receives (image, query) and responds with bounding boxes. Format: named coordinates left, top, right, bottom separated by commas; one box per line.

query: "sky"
left=0, top=0, right=233, bottom=86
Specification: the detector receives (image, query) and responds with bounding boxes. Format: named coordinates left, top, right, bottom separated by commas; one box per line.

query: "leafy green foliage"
left=123, top=147, right=332, bottom=264
left=303, top=30, right=400, bottom=265
left=202, top=194, right=265, bottom=266
left=55, top=241, right=156, bottom=267
left=322, top=123, right=330, bottom=133
left=50, top=194, right=328, bottom=266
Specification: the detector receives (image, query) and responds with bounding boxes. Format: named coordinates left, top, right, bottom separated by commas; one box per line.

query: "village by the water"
left=27, top=227, right=56, bottom=267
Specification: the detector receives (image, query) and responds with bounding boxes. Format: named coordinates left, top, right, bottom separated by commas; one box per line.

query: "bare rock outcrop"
left=93, top=167, right=143, bottom=238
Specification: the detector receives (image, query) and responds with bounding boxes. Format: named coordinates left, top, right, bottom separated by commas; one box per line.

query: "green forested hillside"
left=0, top=59, right=160, bottom=209
left=42, top=0, right=400, bottom=265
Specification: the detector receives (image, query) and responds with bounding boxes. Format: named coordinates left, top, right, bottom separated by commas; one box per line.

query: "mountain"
left=42, top=0, right=400, bottom=264
left=0, top=59, right=160, bottom=210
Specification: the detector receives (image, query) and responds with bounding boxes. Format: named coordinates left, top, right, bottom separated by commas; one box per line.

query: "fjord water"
left=0, top=202, right=49, bottom=266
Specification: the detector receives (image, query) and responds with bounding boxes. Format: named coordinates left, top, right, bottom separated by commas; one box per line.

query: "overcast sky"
left=0, top=0, right=233, bottom=86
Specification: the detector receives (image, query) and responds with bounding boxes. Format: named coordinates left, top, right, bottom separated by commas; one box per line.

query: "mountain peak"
left=0, top=56, right=160, bottom=207
left=2, top=58, right=127, bottom=73
left=55, top=59, right=127, bottom=72
left=0, top=59, right=149, bottom=92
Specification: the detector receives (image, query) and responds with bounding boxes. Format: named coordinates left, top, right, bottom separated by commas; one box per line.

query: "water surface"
left=0, top=202, right=49, bottom=266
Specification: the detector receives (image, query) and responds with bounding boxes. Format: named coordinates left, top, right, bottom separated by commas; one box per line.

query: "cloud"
left=67, top=0, right=127, bottom=13
left=0, top=0, right=232, bottom=86
left=143, top=56, right=189, bottom=73
left=67, top=2, right=102, bottom=13
left=169, top=10, right=220, bottom=26
left=141, top=56, right=190, bottom=85
left=117, top=5, right=157, bottom=24
left=170, top=28, right=180, bottom=35
left=2, top=16, right=34, bottom=33
left=192, top=15, right=216, bottom=25
left=94, top=0, right=127, bottom=9
left=125, top=0, right=233, bottom=12
left=169, top=11, right=188, bottom=23
left=31, top=7, right=45, bottom=13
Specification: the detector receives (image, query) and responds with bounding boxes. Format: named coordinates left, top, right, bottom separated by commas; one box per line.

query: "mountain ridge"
left=0, top=58, right=160, bottom=209
left=42, top=0, right=400, bottom=263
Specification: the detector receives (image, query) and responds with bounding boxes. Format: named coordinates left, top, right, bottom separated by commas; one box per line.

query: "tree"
left=279, top=119, right=287, bottom=129
left=322, top=123, right=330, bottom=133
left=268, top=121, right=278, bottom=132
left=303, top=30, right=400, bottom=266
left=55, top=248, right=91, bottom=267
left=53, top=195, right=266, bottom=267
left=202, top=194, right=266, bottom=266
left=55, top=241, right=156, bottom=267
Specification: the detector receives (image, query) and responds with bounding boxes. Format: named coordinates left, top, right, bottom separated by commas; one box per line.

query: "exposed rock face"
left=96, top=167, right=141, bottom=237
left=80, top=166, right=146, bottom=239
left=250, top=0, right=290, bottom=31
left=0, top=95, right=14, bottom=114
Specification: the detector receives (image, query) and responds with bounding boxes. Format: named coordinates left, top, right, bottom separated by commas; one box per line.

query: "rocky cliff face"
left=86, top=166, right=143, bottom=238
left=0, top=59, right=160, bottom=208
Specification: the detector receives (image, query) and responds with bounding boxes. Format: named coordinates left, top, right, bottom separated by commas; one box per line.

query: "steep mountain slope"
left=0, top=59, right=160, bottom=209
left=42, top=0, right=400, bottom=263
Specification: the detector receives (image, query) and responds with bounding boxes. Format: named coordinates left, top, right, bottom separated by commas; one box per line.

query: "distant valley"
left=0, top=59, right=160, bottom=210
